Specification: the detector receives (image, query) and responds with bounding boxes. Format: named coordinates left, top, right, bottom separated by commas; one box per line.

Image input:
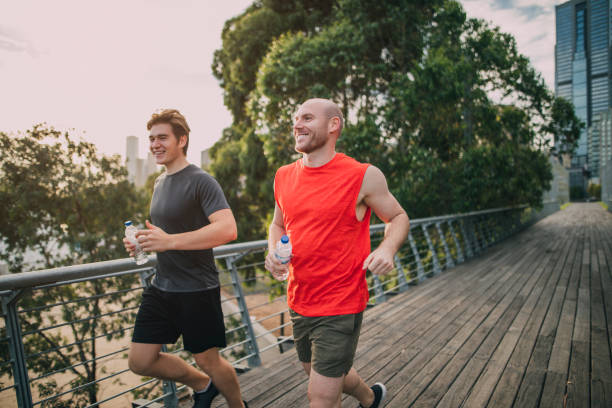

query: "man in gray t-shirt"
left=124, top=109, right=248, bottom=408
left=150, top=164, right=228, bottom=292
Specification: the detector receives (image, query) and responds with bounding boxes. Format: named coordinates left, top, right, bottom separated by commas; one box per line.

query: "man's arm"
left=136, top=208, right=238, bottom=252
left=264, top=203, right=290, bottom=280
left=361, top=166, right=410, bottom=275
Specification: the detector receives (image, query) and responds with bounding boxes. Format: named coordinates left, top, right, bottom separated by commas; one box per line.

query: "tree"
left=212, top=0, right=582, bottom=224
left=0, top=125, right=149, bottom=406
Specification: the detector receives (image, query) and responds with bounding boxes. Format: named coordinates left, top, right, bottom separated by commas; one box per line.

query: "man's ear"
left=178, top=134, right=188, bottom=149
left=328, top=116, right=341, bottom=135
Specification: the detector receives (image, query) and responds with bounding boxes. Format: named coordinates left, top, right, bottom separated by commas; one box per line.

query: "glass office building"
left=555, top=0, right=611, bottom=190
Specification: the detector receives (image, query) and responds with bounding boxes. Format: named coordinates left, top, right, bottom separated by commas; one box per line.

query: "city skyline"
left=1, top=1, right=565, bottom=165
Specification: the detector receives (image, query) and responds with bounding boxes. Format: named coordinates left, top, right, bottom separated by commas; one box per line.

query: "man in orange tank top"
left=265, top=98, right=410, bottom=408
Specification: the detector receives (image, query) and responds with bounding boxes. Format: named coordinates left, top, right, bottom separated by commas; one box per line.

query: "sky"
left=1, top=0, right=565, bottom=165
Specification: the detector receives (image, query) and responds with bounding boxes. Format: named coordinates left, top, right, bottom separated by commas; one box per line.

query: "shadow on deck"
left=221, top=203, right=612, bottom=407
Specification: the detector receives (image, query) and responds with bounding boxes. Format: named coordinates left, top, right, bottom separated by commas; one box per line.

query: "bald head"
left=300, top=98, right=344, bottom=134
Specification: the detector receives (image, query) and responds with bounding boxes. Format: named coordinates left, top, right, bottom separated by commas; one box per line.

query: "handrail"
left=0, top=202, right=560, bottom=408
left=0, top=205, right=538, bottom=291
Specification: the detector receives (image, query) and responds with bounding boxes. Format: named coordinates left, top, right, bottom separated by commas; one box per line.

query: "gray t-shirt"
left=150, top=164, right=230, bottom=292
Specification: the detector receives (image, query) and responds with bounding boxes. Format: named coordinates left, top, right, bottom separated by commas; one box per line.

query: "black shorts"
left=132, top=285, right=227, bottom=354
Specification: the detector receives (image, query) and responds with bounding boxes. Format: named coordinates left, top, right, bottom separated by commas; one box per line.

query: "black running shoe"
left=359, top=382, right=387, bottom=408
left=192, top=382, right=219, bottom=408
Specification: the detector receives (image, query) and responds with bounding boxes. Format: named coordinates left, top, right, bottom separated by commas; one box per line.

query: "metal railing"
left=0, top=203, right=558, bottom=408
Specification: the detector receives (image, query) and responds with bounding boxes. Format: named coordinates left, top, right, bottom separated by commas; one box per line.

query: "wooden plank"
left=362, top=246, right=537, bottom=408
left=537, top=224, right=588, bottom=407
left=356, top=241, right=534, bottom=367
left=589, top=223, right=612, bottom=408
left=401, top=234, right=561, bottom=407
left=407, top=221, right=572, bottom=407
left=565, top=229, right=591, bottom=408
left=565, top=340, right=590, bottom=408
left=591, top=223, right=612, bottom=407
left=432, top=235, right=563, bottom=408
left=487, top=232, right=580, bottom=407
left=340, top=250, right=528, bottom=408
left=460, top=231, right=573, bottom=407
left=509, top=230, right=584, bottom=408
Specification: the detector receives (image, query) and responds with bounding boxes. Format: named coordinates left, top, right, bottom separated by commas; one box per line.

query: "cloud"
left=0, top=27, right=27, bottom=53
left=517, top=5, right=548, bottom=21
left=490, top=1, right=549, bottom=22
left=0, top=26, right=38, bottom=57
left=529, top=32, right=547, bottom=44
left=491, top=0, right=515, bottom=10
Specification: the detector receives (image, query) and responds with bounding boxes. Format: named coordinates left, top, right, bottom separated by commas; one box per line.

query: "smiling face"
left=149, top=123, right=186, bottom=166
left=293, top=99, right=342, bottom=154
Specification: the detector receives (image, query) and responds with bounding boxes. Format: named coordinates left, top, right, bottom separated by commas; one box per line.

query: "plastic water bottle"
left=124, top=221, right=148, bottom=265
left=274, top=235, right=292, bottom=281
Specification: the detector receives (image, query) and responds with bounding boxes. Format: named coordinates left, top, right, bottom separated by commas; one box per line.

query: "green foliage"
left=587, top=183, right=601, bottom=200
left=211, top=0, right=583, bottom=230
left=224, top=315, right=249, bottom=361
left=570, top=186, right=585, bottom=201
left=0, top=125, right=149, bottom=405
left=0, top=125, right=148, bottom=271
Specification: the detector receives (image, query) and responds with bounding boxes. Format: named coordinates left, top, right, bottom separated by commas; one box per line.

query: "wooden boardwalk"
left=222, top=203, right=612, bottom=407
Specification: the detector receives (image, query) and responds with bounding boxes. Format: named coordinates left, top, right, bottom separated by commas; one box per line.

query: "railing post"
left=372, top=275, right=386, bottom=304
left=490, top=214, right=500, bottom=244
left=448, top=220, right=464, bottom=263
left=137, top=269, right=178, bottom=408
left=408, top=233, right=425, bottom=282
left=459, top=218, right=474, bottom=259
left=225, top=256, right=261, bottom=367
left=501, top=211, right=513, bottom=239
left=468, top=218, right=481, bottom=254
left=422, top=224, right=441, bottom=275
left=475, top=217, right=488, bottom=249
left=436, top=222, right=454, bottom=269
left=1, top=290, right=33, bottom=408
left=394, top=254, right=409, bottom=292
left=488, top=215, right=497, bottom=244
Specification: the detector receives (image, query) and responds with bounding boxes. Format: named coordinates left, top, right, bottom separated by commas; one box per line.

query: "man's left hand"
left=136, top=220, right=174, bottom=252
left=362, top=247, right=395, bottom=275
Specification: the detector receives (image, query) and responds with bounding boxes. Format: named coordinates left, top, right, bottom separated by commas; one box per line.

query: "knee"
left=194, top=349, right=221, bottom=373
left=128, top=351, right=156, bottom=376
left=308, top=388, right=339, bottom=407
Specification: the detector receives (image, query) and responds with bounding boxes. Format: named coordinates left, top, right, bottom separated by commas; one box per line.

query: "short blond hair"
left=147, top=109, right=191, bottom=155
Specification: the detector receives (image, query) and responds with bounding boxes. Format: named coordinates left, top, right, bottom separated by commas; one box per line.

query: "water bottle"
left=124, top=221, right=148, bottom=265
left=274, top=235, right=292, bottom=281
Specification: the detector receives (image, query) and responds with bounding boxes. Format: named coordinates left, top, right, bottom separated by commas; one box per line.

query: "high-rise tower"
left=555, top=0, right=610, bottom=190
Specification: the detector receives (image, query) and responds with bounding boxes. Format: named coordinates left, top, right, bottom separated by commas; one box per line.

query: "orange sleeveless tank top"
left=274, top=153, right=371, bottom=316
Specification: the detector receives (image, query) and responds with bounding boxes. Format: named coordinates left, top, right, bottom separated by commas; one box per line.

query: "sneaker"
left=359, top=382, right=387, bottom=408
left=243, top=401, right=249, bottom=408
left=192, top=381, right=219, bottom=408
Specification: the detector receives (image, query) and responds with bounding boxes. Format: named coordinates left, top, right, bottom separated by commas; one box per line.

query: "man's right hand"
left=265, top=252, right=290, bottom=281
left=123, top=237, right=136, bottom=257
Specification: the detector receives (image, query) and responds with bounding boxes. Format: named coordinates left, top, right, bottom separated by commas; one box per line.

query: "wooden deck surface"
left=219, top=203, right=612, bottom=407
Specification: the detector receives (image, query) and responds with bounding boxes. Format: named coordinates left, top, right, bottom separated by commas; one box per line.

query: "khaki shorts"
left=289, top=309, right=363, bottom=378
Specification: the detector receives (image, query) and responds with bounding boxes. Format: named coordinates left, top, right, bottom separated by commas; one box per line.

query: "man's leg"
left=302, top=363, right=374, bottom=408
left=193, top=347, right=245, bottom=408
left=343, top=367, right=375, bottom=407
left=307, top=366, right=344, bottom=408
left=128, top=342, right=210, bottom=391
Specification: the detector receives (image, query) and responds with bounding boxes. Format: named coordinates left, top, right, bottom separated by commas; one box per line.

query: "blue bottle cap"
left=124, top=221, right=133, bottom=226
left=280, top=235, right=289, bottom=244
